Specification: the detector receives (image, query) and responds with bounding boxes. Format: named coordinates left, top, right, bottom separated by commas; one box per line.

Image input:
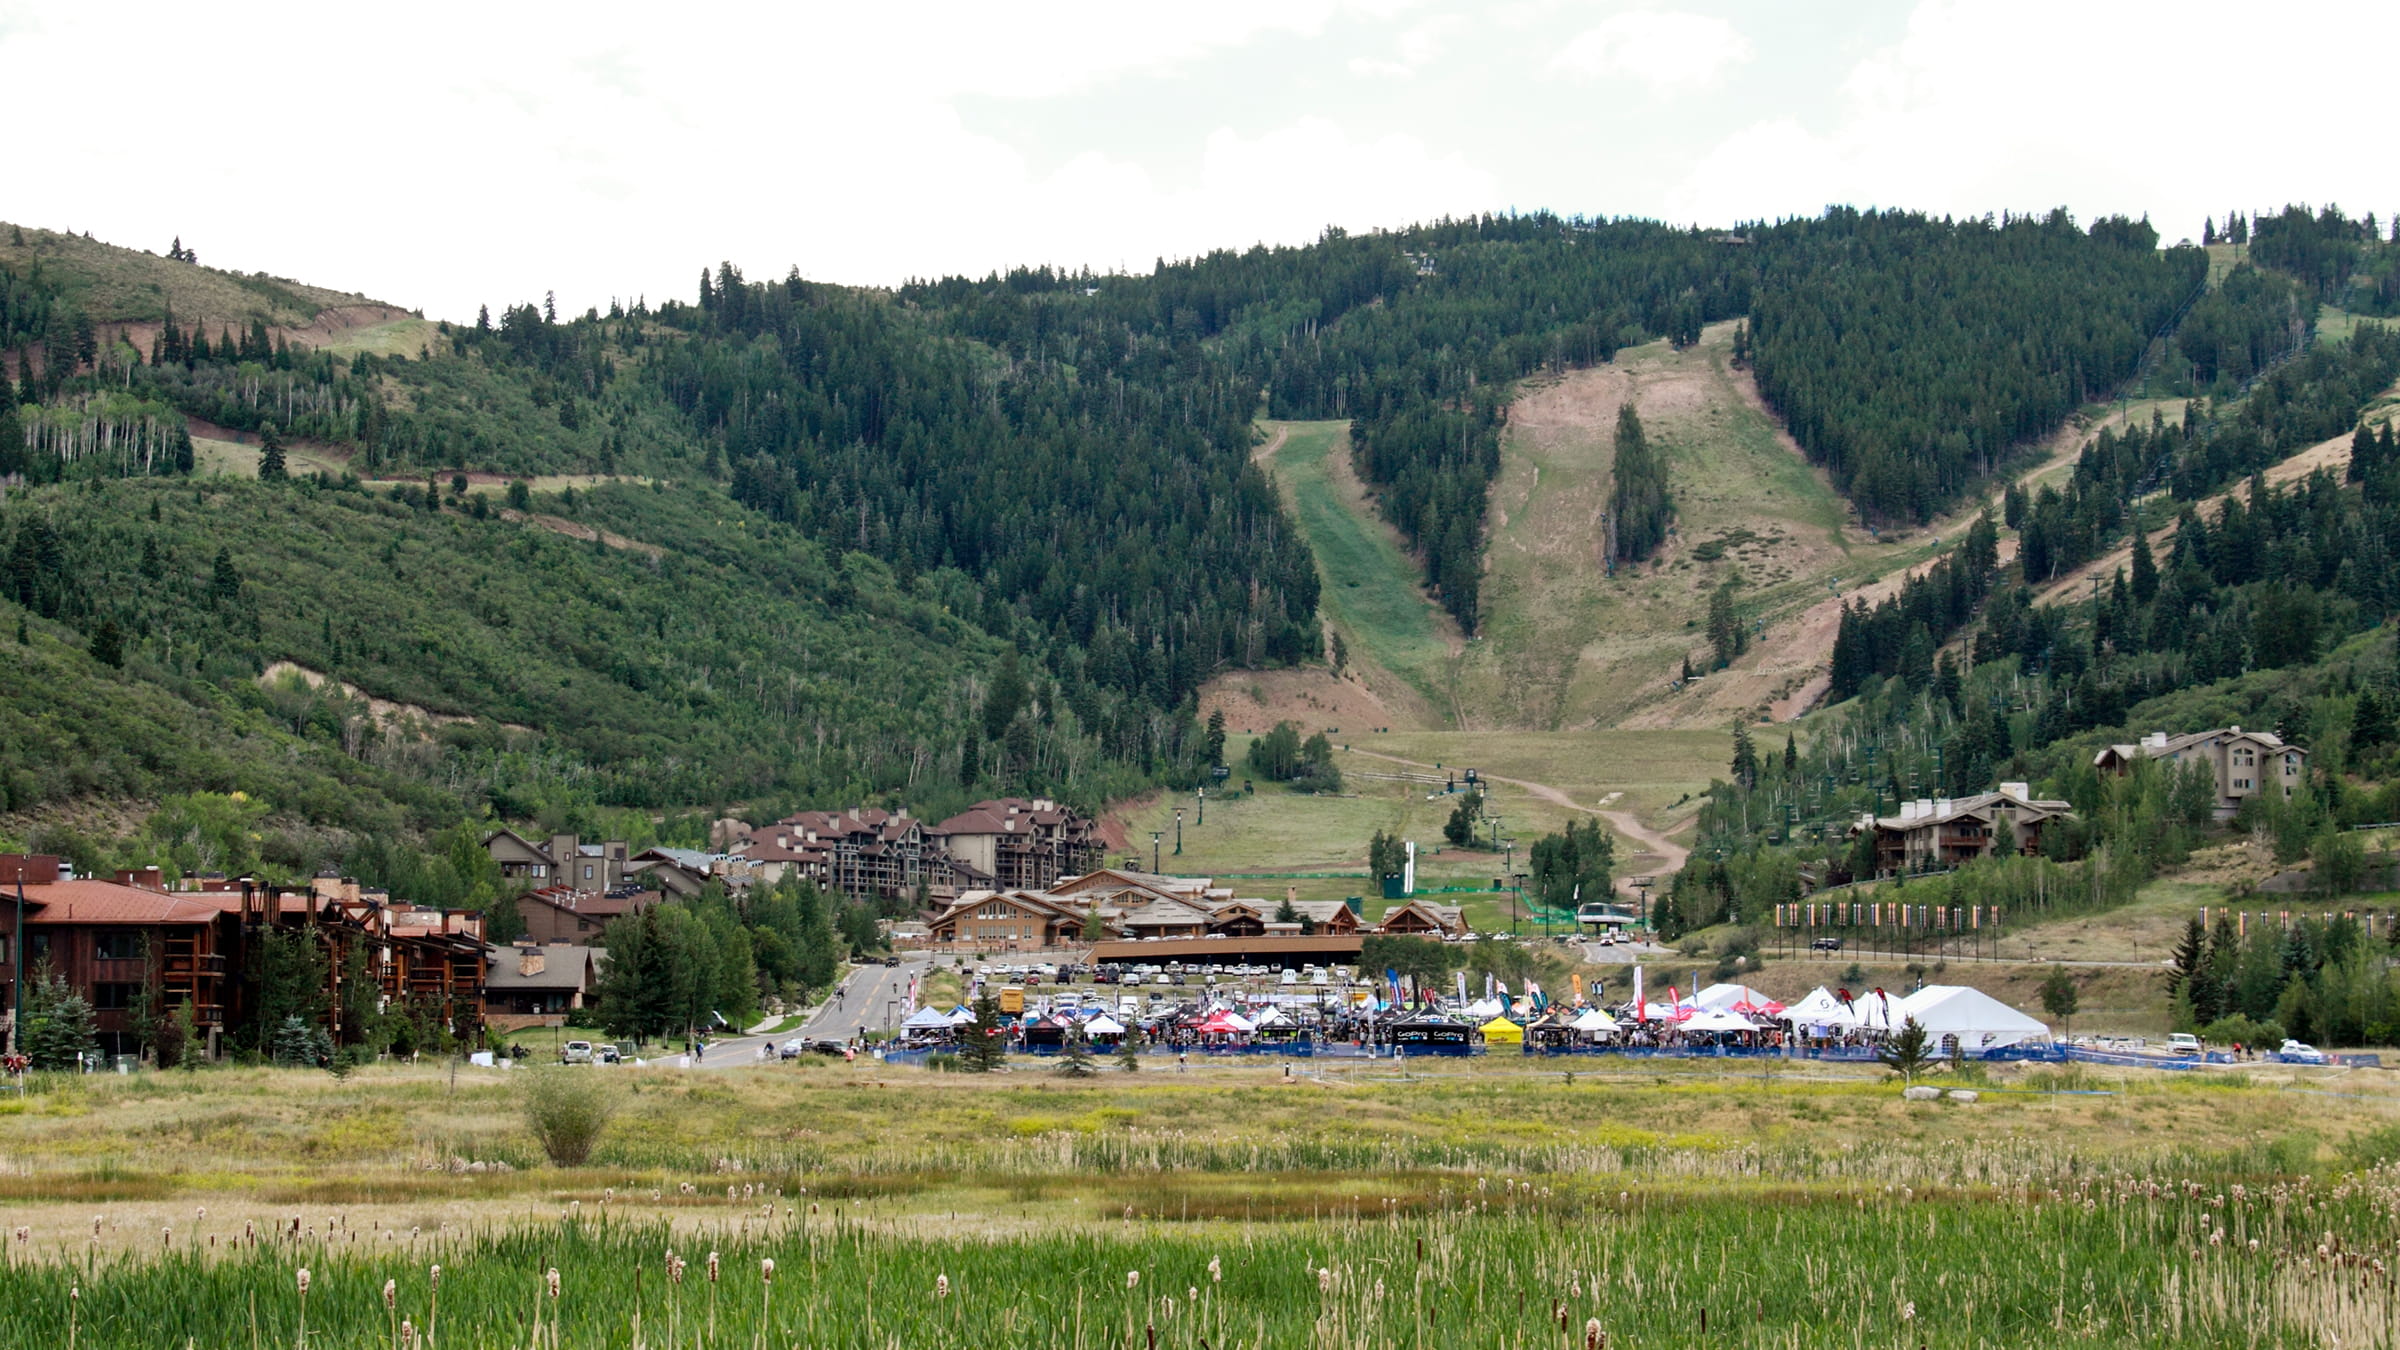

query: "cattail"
left=1187, top=1286, right=1197, bottom=1302
left=668, top=1254, right=687, bottom=1286
left=809, top=1203, right=820, bottom=1215
left=604, top=1188, right=614, bottom=1203
left=93, top=1217, right=104, bottom=1237
left=245, top=1220, right=256, bottom=1242
left=936, top=1273, right=950, bottom=1299
left=546, top=1267, right=561, bottom=1300
left=297, top=1268, right=312, bottom=1296
left=1208, top=1256, right=1222, bottom=1283
left=1585, top=1318, right=1606, bottom=1350
left=383, top=1278, right=397, bottom=1310
left=707, top=1251, right=720, bottom=1283
left=12, top=1226, right=28, bottom=1245
left=760, top=1258, right=775, bottom=1283
left=1317, top=1267, right=1334, bottom=1294
left=195, top=1206, right=206, bottom=1224
left=1126, top=1270, right=1140, bottom=1290
left=1900, top=1301, right=1915, bottom=1322
left=161, top=1226, right=171, bottom=1246
left=400, top=1319, right=416, bottom=1348
left=429, top=1265, right=441, bottom=1292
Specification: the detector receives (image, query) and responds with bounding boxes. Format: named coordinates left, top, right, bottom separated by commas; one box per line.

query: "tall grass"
left=4, top=1170, right=2396, bottom=1348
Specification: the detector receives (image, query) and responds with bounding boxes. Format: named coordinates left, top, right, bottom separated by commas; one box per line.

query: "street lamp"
left=1174, top=807, right=1184, bottom=857
left=1150, top=831, right=1163, bottom=874
left=1196, top=786, right=1205, bottom=826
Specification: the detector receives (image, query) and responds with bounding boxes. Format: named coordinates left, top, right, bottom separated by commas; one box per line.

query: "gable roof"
left=20, top=879, right=229, bottom=926
left=484, top=944, right=603, bottom=992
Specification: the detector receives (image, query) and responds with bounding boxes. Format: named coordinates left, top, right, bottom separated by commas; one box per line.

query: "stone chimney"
left=1999, top=781, right=2030, bottom=801
left=1286, top=885, right=1299, bottom=905
left=518, top=948, right=546, bottom=978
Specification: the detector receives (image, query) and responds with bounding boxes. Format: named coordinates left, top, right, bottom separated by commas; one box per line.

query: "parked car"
left=809, top=1039, right=847, bottom=1056
left=1811, top=937, right=1843, bottom=951
left=2278, top=1040, right=2327, bottom=1064
left=779, top=1038, right=807, bottom=1060
left=2167, top=1033, right=2205, bottom=1056
left=883, top=955, right=901, bottom=967
left=594, top=1044, right=622, bottom=1065
left=560, top=1040, right=595, bottom=1065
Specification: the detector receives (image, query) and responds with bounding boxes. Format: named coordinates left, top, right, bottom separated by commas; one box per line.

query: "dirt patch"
left=258, top=662, right=480, bottom=735
left=499, top=510, right=665, bottom=559
left=1249, top=423, right=1289, bottom=465
left=96, top=304, right=412, bottom=368
left=1344, top=744, right=1689, bottom=897
left=1200, top=668, right=1422, bottom=738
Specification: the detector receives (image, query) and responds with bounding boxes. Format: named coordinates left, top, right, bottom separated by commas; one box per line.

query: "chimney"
left=1916, top=798, right=1934, bottom=819
left=518, top=948, right=546, bottom=978
left=2145, top=731, right=2169, bottom=749
left=115, top=866, right=166, bottom=892
left=2229, top=726, right=2241, bottom=735
left=1999, top=781, right=2030, bottom=801
left=549, top=834, right=578, bottom=871
left=1934, top=798, right=1953, bottom=816
left=1286, top=885, right=1299, bottom=905
left=0, top=854, right=62, bottom=886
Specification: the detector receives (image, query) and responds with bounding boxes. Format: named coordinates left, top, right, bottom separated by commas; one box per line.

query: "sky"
left=3, top=0, right=2392, bottom=323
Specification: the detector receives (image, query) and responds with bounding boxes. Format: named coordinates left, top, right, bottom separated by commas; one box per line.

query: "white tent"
left=946, top=1007, right=978, bottom=1025
left=1896, top=986, right=2050, bottom=1050
left=1463, top=997, right=1507, bottom=1019
left=1569, top=1008, right=1620, bottom=1036
left=1849, top=989, right=1911, bottom=1032
left=1249, top=1005, right=1286, bottom=1027
left=1691, top=983, right=1752, bottom=1012
left=1682, top=1009, right=1758, bottom=1034
left=1783, top=987, right=1849, bottom=1022
left=1220, top=1010, right=1256, bottom=1032
left=1083, top=1014, right=1126, bottom=1036
left=900, top=1006, right=954, bottom=1031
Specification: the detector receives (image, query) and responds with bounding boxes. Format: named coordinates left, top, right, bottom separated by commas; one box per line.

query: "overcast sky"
left=4, top=1, right=2391, bottom=323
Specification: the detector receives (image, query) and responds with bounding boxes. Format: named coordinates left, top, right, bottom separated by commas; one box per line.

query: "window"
left=92, top=983, right=141, bottom=1011
left=582, top=865, right=595, bottom=881
left=94, top=932, right=144, bottom=962
left=26, top=933, right=51, bottom=967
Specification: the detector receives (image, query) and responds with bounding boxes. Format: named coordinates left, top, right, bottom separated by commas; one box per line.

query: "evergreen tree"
left=19, top=968, right=99, bottom=1071
left=1707, top=578, right=1744, bottom=669
left=1608, top=403, right=1672, bottom=562
left=209, top=548, right=240, bottom=606
left=2039, top=964, right=2080, bottom=1041
left=88, top=615, right=123, bottom=668
left=1203, top=708, right=1227, bottom=766
left=1876, top=1017, right=1933, bottom=1084
left=1055, top=1028, right=1097, bottom=1077
left=960, top=992, right=1007, bottom=1072
left=1117, top=1035, right=1142, bottom=1072
left=2129, top=527, right=2158, bottom=605
left=2354, top=687, right=2392, bottom=749
left=1729, top=723, right=1759, bottom=790
left=256, top=422, right=287, bottom=481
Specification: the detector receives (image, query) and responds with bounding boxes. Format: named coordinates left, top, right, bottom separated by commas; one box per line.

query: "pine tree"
left=1706, top=579, right=1744, bottom=669
left=1876, top=1017, right=1933, bottom=1084
left=1608, top=403, right=1672, bottom=562
left=1729, top=723, right=1758, bottom=790
left=1055, top=1029, right=1097, bottom=1077
left=256, top=422, right=286, bottom=481
left=2039, top=964, right=2080, bottom=1041
left=2130, top=527, right=2158, bottom=604
left=961, top=992, right=1007, bottom=1073
left=88, top=616, right=123, bottom=668
left=1117, top=1036, right=1142, bottom=1072
left=20, top=969, right=99, bottom=1071
left=209, top=548, right=240, bottom=606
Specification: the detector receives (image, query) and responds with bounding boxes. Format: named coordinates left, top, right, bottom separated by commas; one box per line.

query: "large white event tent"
left=1896, top=986, right=2052, bottom=1050
left=1681, top=1009, right=1758, bottom=1034
left=1569, top=1008, right=1620, bottom=1037
left=900, top=1006, right=955, bottom=1032
left=1783, top=987, right=1853, bottom=1027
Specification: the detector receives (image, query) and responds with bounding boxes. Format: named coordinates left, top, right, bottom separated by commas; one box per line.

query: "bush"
left=2201, top=1014, right=2286, bottom=1049
left=521, top=1070, right=618, bottom=1166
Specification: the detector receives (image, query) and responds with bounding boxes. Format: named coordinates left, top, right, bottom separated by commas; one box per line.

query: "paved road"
left=679, top=952, right=936, bottom=1070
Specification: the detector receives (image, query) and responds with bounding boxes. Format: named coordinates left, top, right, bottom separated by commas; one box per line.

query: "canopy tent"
left=1462, top=996, right=1507, bottom=1019
left=900, top=1006, right=956, bottom=1031
left=1691, top=983, right=1753, bottom=1012
left=1782, top=987, right=1852, bottom=1024
left=1479, top=1015, right=1525, bottom=1045
left=1729, top=989, right=1785, bottom=1016
left=1082, top=1014, right=1126, bottom=1037
left=1195, top=1011, right=1247, bottom=1035
left=1569, top=1008, right=1620, bottom=1035
left=1848, top=990, right=1911, bottom=1033
left=1896, top=985, right=2052, bottom=1050
left=946, top=1007, right=978, bottom=1025
left=1633, top=1001, right=1691, bottom=1022
left=1249, top=1005, right=1287, bottom=1027
left=1681, top=1009, right=1758, bottom=1034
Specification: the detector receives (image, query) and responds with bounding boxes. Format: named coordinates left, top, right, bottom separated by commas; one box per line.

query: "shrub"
left=521, top=1070, right=618, bottom=1166
left=2201, top=1014, right=2286, bottom=1049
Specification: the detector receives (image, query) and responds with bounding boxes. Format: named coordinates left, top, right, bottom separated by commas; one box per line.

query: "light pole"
left=1174, top=807, right=1184, bottom=857
left=1196, top=786, right=1205, bottom=826
left=9, top=869, right=22, bottom=1057
left=1150, top=831, right=1163, bottom=874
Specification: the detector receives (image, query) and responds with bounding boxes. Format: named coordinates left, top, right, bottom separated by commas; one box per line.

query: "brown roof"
left=21, top=880, right=229, bottom=926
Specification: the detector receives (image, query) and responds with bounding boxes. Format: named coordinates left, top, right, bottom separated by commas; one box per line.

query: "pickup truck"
left=2167, top=1033, right=2204, bottom=1056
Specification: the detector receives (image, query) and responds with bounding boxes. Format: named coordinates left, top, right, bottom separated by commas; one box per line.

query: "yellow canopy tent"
left=1479, top=1015, right=1525, bottom=1045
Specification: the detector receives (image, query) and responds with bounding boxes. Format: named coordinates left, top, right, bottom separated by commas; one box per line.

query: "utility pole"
left=10, top=869, right=22, bottom=1058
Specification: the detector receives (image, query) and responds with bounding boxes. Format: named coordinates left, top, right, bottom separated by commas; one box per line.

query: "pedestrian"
left=1177, top=1050, right=1188, bottom=1072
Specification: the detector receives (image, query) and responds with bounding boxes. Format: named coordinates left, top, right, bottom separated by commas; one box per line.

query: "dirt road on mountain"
left=1345, top=746, right=1688, bottom=897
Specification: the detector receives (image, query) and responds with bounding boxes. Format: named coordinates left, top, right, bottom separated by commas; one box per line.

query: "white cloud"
left=1549, top=10, right=1753, bottom=93
left=1667, top=0, right=2400, bottom=235
left=1348, top=13, right=1469, bottom=78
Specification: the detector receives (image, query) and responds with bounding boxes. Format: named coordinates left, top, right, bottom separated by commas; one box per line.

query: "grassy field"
left=0, top=221, right=390, bottom=328
left=4, top=1060, right=2398, bottom=1346
left=1260, top=420, right=1461, bottom=719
